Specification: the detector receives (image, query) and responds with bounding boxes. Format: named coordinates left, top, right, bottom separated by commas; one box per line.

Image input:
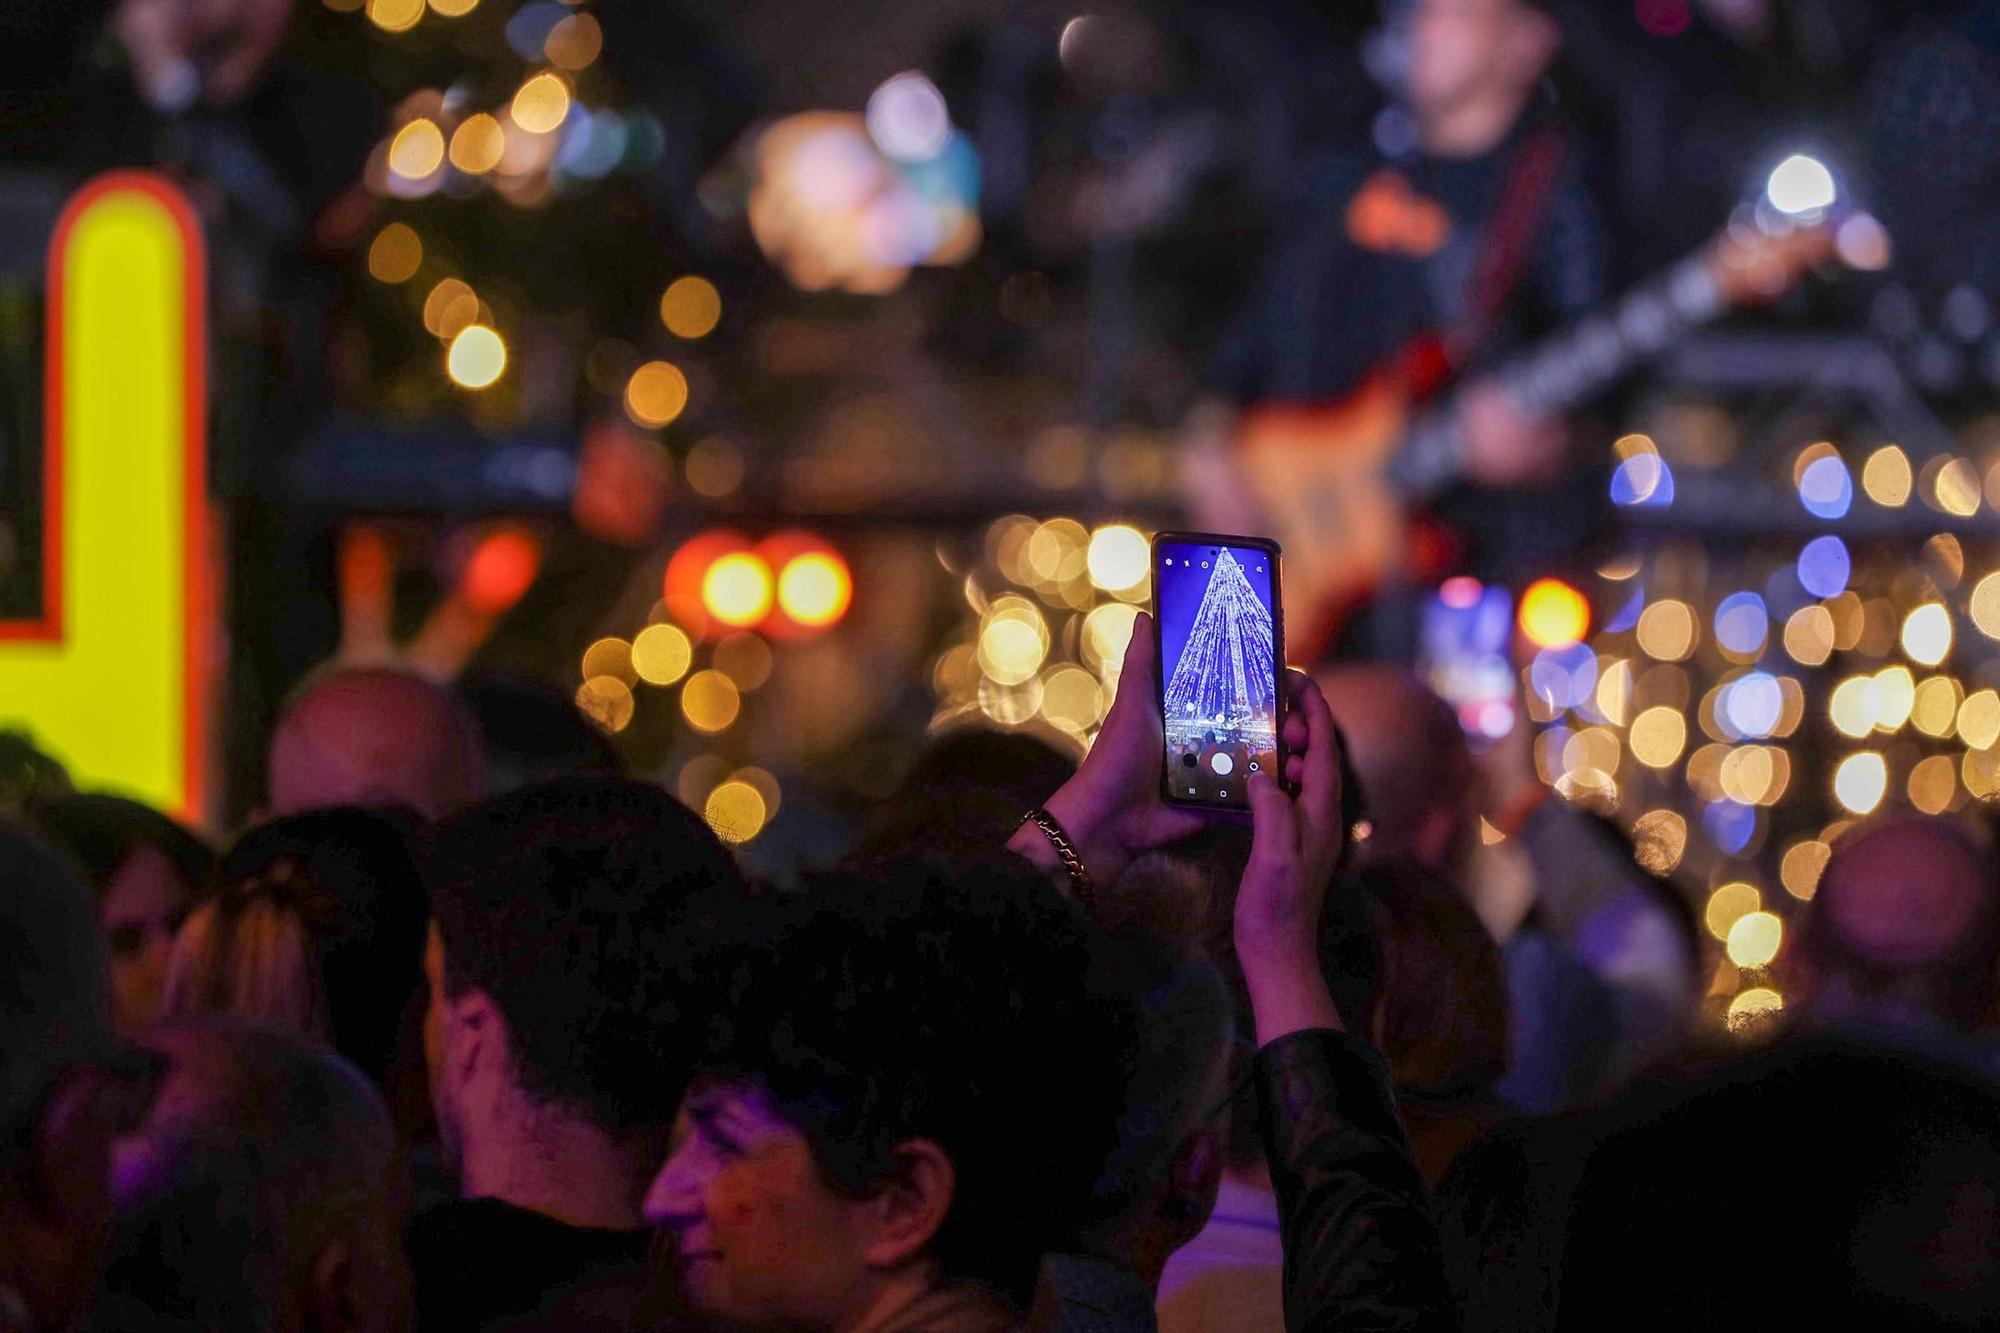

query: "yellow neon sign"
left=0, top=171, right=210, bottom=822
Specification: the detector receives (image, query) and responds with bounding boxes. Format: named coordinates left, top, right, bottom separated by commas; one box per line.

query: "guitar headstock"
left=1707, top=218, right=1846, bottom=308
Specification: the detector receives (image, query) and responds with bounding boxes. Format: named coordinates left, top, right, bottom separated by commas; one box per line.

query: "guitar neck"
left=1390, top=250, right=1725, bottom=495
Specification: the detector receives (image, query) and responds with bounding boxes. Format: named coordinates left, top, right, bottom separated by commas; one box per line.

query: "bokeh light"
left=1795, top=536, right=1849, bottom=599
left=681, top=669, right=741, bottom=733
left=1713, top=592, right=1769, bottom=659
left=511, top=72, right=571, bottom=135
left=429, top=0, right=479, bottom=14
left=461, top=527, right=541, bottom=614
left=446, top=324, right=507, bottom=389
left=1958, top=689, right=2000, bottom=750
left=1861, top=445, right=1912, bottom=506
left=1767, top=153, right=1835, bottom=214
left=389, top=118, right=446, bottom=179
left=1086, top=524, right=1150, bottom=593
left=865, top=70, right=951, bottom=161
left=575, top=676, right=634, bottom=733
left=423, top=278, right=479, bottom=339
left=1630, top=705, right=1686, bottom=768
left=1727, top=987, right=1784, bottom=1032
left=1797, top=452, right=1852, bottom=519
left=704, top=780, right=768, bottom=843
left=1637, top=599, right=1696, bottom=661
left=624, top=360, right=688, bottom=429
left=1781, top=840, right=1829, bottom=900
left=702, top=552, right=775, bottom=627
left=367, top=222, right=422, bottom=282
left=1726, top=911, right=1783, bottom=968
left=1631, top=809, right=1687, bottom=874
left=1519, top=578, right=1590, bottom=648
left=776, top=551, right=853, bottom=628
left=1909, top=754, right=1959, bottom=814
left=1973, top=574, right=2000, bottom=641
left=1783, top=604, right=1834, bottom=666
left=449, top=113, right=506, bottom=174
left=1912, top=675, right=1962, bottom=738
left=545, top=12, right=603, bottom=69
left=580, top=636, right=635, bottom=685
left=1082, top=602, right=1139, bottom=678
left=978, top=596, right=1050, bottom=686
left=631, top=623, right=693, bottom=685
left=367, top=0, right=424, bottom=32
left=1705, top=882, right=1762, bottom=940
left=1872, top=666, right=1915, bottom=731
left=660, top=277, right=722, bottom=339
left=1041, top=664, right=1105, bottom=731
left=1901, top=603, right=1953, bottom=666
left=1833, top=752, right=1888, bottom=814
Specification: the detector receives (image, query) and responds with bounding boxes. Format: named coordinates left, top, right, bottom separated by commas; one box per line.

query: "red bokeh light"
left=461, top=526, right=543, bottom=616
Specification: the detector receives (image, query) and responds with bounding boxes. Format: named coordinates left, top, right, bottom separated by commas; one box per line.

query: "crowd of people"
left=6, top=610, right=2000, bottom=1333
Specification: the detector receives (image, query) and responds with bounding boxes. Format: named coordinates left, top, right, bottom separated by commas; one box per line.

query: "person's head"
left=423, top=776, right=748, bottom=1185
left=1559, top=1034, right=2000, bottom=1327
left=1405, top=0, right=1559, bottom=125
left=1071, top=928, right=1233, bottom=1283
left=28, top=795, right=214, bottom=1038
left=455, top=673, right=624, bottom=798
left=1316, top=666, right=1474, bottom=874
left=267, top=667, right=484, bottom=820
left=853, top=727, right=1079, bottom=859
left=644, top=854, right=1120, bottom=1327
left=0, top=819, right=160, bottom=1331
left=1789, top=816, right=2000, bottom=1032
left=1358, top=858, right=1508, bottom=1096
left=162, top=808, right=428, bottom=1092
left=98, top=1020, right=409, bottom=1333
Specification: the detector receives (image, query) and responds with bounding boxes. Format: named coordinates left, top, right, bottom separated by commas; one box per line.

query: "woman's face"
left=644, top=1081, right=876, bottom=1328
left=100, top=845, right=193, bottom=1037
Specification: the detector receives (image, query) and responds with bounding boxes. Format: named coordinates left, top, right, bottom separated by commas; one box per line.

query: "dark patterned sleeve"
left=1255, top=1029, right=1455, bottom=1332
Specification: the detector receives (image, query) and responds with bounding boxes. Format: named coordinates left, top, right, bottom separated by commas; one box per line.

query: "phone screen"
left=1418, top=577, right=1516, bottom=746
left=1154, top=534, right=1282, bottom=809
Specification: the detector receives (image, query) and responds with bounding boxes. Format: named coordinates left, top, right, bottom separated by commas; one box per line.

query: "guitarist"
left=1185, top=0, right=1610, bottom=658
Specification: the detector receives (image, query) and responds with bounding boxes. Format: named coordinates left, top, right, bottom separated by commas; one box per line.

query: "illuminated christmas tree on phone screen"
left=1164, top=548, right=1278, bottom=754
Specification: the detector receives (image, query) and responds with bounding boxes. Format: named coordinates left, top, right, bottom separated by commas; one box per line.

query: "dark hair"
left=1359, top=858, right=1509, bottom=1095
left=26, top=794, right=213, bottom=900
left=456, top=674, right=624, bottom=797
left=700, top=853, right=1120, bottom=1309
left=168, top=808, right=426, bottom=1089
left=426, top=776, right=748, bottom=1135
left=852, top=727, right=1079, bottom=858
left=1560, top=1034, right=2000, bottom=1327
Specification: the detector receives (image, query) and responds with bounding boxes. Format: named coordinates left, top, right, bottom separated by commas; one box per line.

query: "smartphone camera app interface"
left=1157, top=540, right=1279, bottom=808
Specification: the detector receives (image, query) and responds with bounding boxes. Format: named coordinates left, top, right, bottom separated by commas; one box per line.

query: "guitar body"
left=1234, top=375, right=1416, bottom=662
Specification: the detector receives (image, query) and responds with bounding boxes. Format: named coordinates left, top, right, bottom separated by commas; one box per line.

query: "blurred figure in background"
left=416, top=776, right=750, bottom=1332
left=0, top=820, right=162, bottom=1333
left=27, top=794, right=214, bottom=1039
left=1357, top=858, right=1512, bottom=1187
left=853, top=726, right=1079, bottom=859
left=161, top=807, right=430, bottom=1120
left=1786, top=815, right=2000, bottom=1042
left=267, top=667, right=484, bottom=821
left=92, top=1020, right=410, bottom=1333
left=1319, top=665, right=1696, bottom=1112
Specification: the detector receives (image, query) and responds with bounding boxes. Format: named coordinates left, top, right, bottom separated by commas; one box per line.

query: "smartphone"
left=1417, top=577, right=1516, bottom=746
left=1152, top=532, right=1285, bottom=810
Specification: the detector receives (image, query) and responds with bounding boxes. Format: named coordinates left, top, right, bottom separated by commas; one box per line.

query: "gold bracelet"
left=1019, top=807, right=1094, bottom=901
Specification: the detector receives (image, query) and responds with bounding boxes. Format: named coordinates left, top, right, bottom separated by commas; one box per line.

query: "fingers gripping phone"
left=1152, top=532, right=1285, bottom=810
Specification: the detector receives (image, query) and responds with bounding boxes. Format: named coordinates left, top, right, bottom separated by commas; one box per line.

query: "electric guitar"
left=1221, top=217, right=1853, bottom=660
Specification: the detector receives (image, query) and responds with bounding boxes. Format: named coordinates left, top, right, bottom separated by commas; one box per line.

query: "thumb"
left=1102, top=611, right=1157, bottom=731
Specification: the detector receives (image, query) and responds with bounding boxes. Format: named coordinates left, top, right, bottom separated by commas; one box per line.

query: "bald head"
left=1317, top=666, right=1474, bottom=872
left=1796, top=817, right=1999, bottom=1029
left=268, top=667, right=484, bottom=820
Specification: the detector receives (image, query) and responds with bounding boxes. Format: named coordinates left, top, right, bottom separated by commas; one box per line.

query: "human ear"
left=859, top=1139, right=955, bottom=1270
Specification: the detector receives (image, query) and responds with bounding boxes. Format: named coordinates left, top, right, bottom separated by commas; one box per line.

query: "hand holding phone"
left=1152, top=532, right=1285, bottom=810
